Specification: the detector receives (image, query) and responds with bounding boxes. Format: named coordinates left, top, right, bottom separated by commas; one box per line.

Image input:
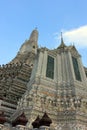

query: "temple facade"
left=0, top=29, right=87, bottom=130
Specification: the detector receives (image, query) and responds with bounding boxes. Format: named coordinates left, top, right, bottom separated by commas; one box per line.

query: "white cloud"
left=62, top=25, right=87, bottom=48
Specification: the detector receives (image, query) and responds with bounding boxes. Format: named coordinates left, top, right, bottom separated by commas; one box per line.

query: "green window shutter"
left=46, top=55, right=54, bottom=79
left=72, top=56, right=81, bottom=81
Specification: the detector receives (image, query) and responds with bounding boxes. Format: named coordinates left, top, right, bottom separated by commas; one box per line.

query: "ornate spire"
left=61, top=32, right=64, bottom=44
left=12, top=112, right=28, bottom=127
left=32, top=115, right=40, bottom=128
left=39, top=112, right=52, bottom=127
left=29, top=28, right=38, bottom=43
left=19, top=28, right=38, bottom=54
left=58, top=32, right=66, bottom=49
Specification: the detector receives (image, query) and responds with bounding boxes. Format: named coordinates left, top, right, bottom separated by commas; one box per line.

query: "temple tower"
left=19, top=28, right=38, bottom=54
left=0, top=29, right=87, bottom=130
left=13, top=31, right=87, bottom=130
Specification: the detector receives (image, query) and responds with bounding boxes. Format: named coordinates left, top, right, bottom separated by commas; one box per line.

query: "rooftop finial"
left=61, top=32, right=64, bottom=44
left=57, top=32, right=67, bottom=49
left=61, top=32, right=62, bottom=39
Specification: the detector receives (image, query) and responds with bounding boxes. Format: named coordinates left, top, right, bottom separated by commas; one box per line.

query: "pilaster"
left=61, top=52, right=68, bottom=85
left=57, top=54, right=62, bottom=85
left=68, top=51, right=75, bottom=81
left=41, top=51, right=47, bottom=77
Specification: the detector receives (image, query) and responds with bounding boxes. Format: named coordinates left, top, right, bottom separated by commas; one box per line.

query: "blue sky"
left=0, top=0, right=87, bottom=66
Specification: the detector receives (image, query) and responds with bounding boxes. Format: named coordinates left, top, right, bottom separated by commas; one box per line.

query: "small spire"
left=58, top=32, right=66, bottom=49
left=32, top=115, right=40, bottom=128
left=73, top=42, right=75, bottom=46
left=61, top=32, right=63, bottom=42
left=39, top=112, right=52, bottom=127
left=12, top=112, right=28, bottom=127
left=61, top=32, right=65, bottom=45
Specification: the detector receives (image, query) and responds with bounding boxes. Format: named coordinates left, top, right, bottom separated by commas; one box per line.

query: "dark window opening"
left=72, top=56, right=81, bottom=81
left=46, top=55, right=54, bottom=79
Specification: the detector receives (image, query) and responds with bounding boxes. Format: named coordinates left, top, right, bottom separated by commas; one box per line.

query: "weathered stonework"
left=0, top=29, right=87, bottom=130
